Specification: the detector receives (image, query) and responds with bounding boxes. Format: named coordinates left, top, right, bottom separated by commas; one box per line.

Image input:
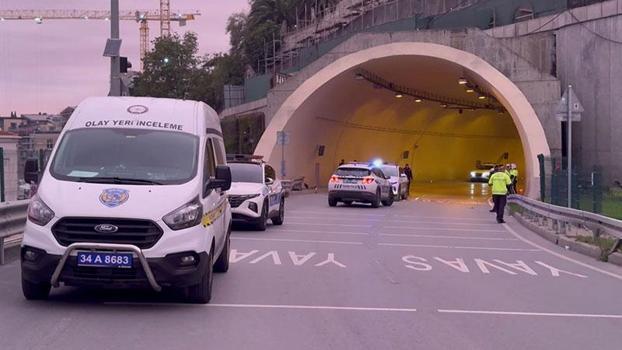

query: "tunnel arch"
left=255, top=42, right=551, bottom=198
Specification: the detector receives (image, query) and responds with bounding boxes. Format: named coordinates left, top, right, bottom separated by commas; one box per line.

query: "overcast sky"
left=0, top=0, right=250, bottom=115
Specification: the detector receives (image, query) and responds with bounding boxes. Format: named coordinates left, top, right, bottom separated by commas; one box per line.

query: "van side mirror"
left=265, top=177, right=274, bottom=185
left=24, top=158, right=40, bottom=184
left=205, top=165, right=232, bottom=193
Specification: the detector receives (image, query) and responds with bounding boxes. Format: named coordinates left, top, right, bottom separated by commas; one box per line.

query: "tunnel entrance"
left=255, top=43, right=550, bottom=199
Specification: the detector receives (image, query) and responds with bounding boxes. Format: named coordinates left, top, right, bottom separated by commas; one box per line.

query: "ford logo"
left=94, top=224, right=119, bottom=233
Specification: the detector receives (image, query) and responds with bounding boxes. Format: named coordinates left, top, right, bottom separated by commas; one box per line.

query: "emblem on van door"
left=94, top=224, right=119, bottom=233
left=99, top=188, right=130, bottom=208
left=127, top=105, right=148, bottom=114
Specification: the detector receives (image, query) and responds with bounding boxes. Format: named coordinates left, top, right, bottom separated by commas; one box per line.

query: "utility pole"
left=108, top=0, right=121, bottom=96
left=566, top=85, right=572, bottom=208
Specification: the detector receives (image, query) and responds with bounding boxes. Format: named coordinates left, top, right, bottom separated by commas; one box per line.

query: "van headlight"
left=470, top=171, right=477, bottom=177
left=162, top=197, right=203, bottom=230
left=28, top=196, right=55, bottom=226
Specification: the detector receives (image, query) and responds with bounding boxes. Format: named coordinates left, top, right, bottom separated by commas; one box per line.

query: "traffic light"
left=120, top=57, right=132, bottom=73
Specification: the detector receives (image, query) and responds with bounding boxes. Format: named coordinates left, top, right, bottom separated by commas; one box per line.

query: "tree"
left=131, top=32, right=204, bottom=100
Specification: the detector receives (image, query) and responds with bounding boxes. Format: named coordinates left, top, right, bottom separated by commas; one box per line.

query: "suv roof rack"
left=227, top=154, right=264, bottom=162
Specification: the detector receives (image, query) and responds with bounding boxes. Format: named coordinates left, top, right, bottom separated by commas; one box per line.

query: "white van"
left=21, top=97, right=232, bottom=304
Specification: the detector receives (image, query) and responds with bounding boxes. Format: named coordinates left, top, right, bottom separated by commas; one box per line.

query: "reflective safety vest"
left=510, top=169, right=518, bottom=178
left=488, top=172, right=512, bottom=195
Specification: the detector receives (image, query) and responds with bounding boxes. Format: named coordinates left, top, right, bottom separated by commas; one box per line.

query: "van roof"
left=65, top=96, right=220, bottom=136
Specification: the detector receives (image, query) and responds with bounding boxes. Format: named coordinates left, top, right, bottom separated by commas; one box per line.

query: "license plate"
left=343, top=179, right=357, bottom=184
left=76, top=251, right=133, bottom=268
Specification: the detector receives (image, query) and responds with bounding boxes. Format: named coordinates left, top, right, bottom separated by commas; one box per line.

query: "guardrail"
left=0, top=200, right=29, bottom=264
left=508, top=195, right=622, bottom=260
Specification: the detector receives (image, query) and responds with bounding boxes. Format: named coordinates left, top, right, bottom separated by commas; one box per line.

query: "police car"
left=328, top=162, right=394, bottom=208
left=381, top=164, right=410, bottom=200
left=227, top=156, right=285, bottom=230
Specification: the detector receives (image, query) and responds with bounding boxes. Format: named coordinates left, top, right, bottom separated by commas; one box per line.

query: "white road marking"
left=285, top=222, right=372, bottom=228
left=270, top=229, right=369, bottom=236
left=438, top=309, right=622, bottom=319
left=204, top=304, right=414, bottom=312
left=379, top=242, right=540, bottom=252
left=104, top=302, right=417, bottom=312
left=382, top=226, right=505, bottom=233
left=380, top=233, right=517, bottom=241
left=502, top=223, right=622, bottom=281
left=288, top=210, right=385, bottom=218
left=288, top=216, right=499, bottom=227
left=232, top=237, right=364, bottom=245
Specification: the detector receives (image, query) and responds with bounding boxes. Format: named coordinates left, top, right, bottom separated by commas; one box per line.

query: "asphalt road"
left=2, top=191, right=622, bottom=350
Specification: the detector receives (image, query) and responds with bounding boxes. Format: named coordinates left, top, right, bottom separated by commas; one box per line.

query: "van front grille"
left=52, top=217, right=163, bottom=249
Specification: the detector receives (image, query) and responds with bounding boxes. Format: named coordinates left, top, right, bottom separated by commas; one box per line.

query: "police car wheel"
left=22, top=276, right=50, bottom=300
left=272, top=198, right=285, bottom=225
left=185, top=248, right=213, bottom=304
left=256, top=201, right=268, bottom=231
left=328, top=197, right=338, bottom=207
left=371, top=189, right=381, bottom=208
left=382, top=191, right=394, bottom=207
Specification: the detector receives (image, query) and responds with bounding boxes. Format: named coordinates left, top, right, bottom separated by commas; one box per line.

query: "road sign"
left=277, top=131, right=290, bottom=145
left=555, top=88, right=584, bottom=122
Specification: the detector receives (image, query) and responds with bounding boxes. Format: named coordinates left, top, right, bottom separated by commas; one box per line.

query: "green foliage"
left=131, top=32, right=246, bottom=111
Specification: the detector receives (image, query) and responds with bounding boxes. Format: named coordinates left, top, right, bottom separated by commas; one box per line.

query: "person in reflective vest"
left=488, top=164, right=512, bottom=223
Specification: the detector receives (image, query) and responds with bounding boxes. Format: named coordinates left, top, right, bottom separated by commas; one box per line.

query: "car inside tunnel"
left=255, top=43, right=550, bottom=199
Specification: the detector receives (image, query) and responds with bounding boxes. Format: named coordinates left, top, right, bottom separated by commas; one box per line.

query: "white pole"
left=566, top=85, right=572, bottom=208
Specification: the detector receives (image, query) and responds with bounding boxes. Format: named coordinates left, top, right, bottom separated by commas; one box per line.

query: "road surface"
left=1, top=192, right=621, bottom=349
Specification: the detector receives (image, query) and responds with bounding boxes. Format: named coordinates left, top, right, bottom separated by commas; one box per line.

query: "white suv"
left=227, top=159, right=285, bottom=230
left=328, top=163, right=394, bottom=208
left=381, top=164, right=410, bottom=200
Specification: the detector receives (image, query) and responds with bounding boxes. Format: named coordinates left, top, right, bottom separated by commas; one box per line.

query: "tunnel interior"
left=272, top=55, right=527, bottom=200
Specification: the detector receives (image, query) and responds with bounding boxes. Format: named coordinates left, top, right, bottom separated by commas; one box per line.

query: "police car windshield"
left=229, top=163, right=263, bottom=183
left=381, top=166, right=398, bottom=177
left=50, top=128, right=199, bottom=185
left=335, top=168, right=371, bottom=177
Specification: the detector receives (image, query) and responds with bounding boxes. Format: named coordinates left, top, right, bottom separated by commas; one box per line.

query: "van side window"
left=213, top=139, right=226, bottom=165
left=203, top=139, right=217, bottom=191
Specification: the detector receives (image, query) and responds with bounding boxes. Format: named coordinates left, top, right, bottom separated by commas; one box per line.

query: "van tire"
left=256, top=200, right=268, bottom=231
left=214, top=228, right=230, bottom=273
left=186, top=250, right=213, bottom=304
left=22, top=277, right=51, bottom=300
left=271, top=198, right=285, bottom=225
left=371, top=189, right=381, bottom=208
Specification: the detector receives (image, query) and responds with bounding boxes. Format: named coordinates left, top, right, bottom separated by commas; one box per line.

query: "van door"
left=202, top=138, right=226, bottom=254
left=264, top=164, right=280, bottom=215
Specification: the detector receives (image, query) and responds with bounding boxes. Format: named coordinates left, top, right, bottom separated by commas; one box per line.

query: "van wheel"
left=328, top=197, right=338, bottom=207
left=22, top=276, right=51, bottom=300
left=214, top=228, right=230, bottom=273
left=186, top=250, right=213, bottom=304
left=271, top=198, right=285, bottom=225
left=371, top=189, right=381, bottom=208
left=256, top=201, right=268, bottom=231
left=382, top=191, right=394, bottom=207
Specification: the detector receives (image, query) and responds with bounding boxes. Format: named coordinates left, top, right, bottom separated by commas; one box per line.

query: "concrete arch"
left=255, top=42, right=551, bottom=198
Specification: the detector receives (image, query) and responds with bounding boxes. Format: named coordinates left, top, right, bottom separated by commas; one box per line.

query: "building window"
left=46, top=139, right=54, bottom=149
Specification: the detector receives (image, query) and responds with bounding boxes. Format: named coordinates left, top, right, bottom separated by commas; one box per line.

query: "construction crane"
left=0, top=8, right=200, bottom=69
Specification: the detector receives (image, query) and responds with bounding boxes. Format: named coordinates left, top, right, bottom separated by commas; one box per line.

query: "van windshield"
left=381, top=166, right=398, bottom=177
left=50, top=128, right=199, bottom=185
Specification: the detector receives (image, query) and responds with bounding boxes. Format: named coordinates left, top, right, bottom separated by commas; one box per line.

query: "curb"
left=511, top=212, right=617, bottom=264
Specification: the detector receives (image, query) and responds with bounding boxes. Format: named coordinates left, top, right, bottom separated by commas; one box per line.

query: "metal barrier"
left=508, top=195, right=622, bottom=259
left=0, top=200, right=29, bottom=264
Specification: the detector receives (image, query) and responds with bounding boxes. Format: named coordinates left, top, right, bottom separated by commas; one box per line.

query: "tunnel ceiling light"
left=440, top=104, right=448, bottom=108
left=415, top=98, right=422, bottom=103
left=478, top=95, right=487, bottom=100
left=395, top=93, right=403, bottom=98
left=355, top=73, right=365, bottom=80
left=466, top=88, right=475, bottom=93
left=458, top=78, right=468, bottom=85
